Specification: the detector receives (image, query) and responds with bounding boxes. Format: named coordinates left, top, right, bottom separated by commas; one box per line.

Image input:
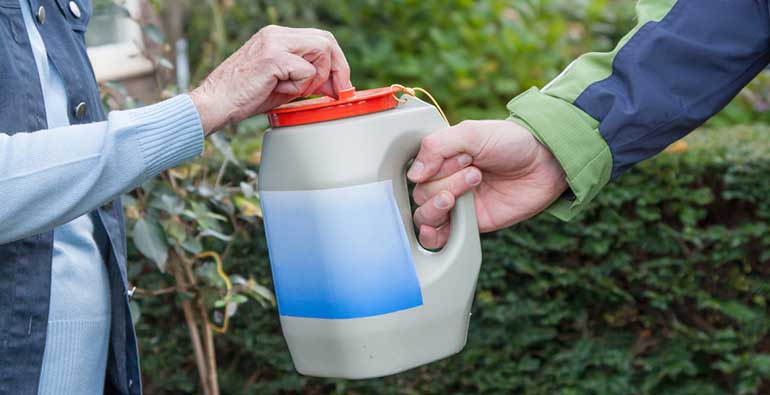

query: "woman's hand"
left=407, top=120, right=568, bottom=249
left=190, top=25, right=352, bottom=135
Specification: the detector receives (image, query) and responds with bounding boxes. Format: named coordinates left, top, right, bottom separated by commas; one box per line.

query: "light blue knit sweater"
left=11, top=1, right=204, bottom=393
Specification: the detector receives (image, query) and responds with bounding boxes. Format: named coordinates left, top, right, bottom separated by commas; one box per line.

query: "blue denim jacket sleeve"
left=0, top=94, right=203, bottom=244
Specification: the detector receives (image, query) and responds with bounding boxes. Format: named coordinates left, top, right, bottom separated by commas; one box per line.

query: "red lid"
left=267, top=87, right=399, bottom=127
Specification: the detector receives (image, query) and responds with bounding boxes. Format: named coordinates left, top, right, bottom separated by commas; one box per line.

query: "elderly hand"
left=190, top=25, right=352, bottom=135
left=406, top=120, right=568, bottom=249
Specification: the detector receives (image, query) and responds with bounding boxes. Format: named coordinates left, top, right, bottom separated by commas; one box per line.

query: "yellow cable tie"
left=390, top=84, right=449, bottom=125
left=194, top=251, right=232, bottom=334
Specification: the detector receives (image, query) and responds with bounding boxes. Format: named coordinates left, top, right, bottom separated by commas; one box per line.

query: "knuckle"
left=419, top=234, right=432, bottom=248
left=412, top=189, right=426, bottom=205
left=256, top=27, right=270, bottom=39
left=456, top=120, right=476, bottom=129
left=322, top=30, right=337, bottom=42
left=261, top=24, right=280, bottom=33
left=413, top=212, right=421, bottom=226
left=310, top=28, right=333, bottom=38
left=421, top=135, right=440, bottom=152
left=319, top=36, right=333, bottom=51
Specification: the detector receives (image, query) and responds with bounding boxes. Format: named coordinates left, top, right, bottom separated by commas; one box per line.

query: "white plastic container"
left=259, top=87, right=482, bottom=379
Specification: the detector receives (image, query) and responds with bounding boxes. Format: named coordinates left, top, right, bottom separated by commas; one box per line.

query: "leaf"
left=230, top=274, right=248, bottom=286
left=234, top=196, right=262, bottom=218
left=140, top=178, right=158, bottom=194
left=226, top=301, right=238, bottom=317
left=197, top=183, right=214, bottom=198
left=129, top=301, right=142, bottom=325
left=184, top=201, right=226, bottom=231
left=198, top=229, right=233, bottom=241
left=210, top=134, right=241, bottom=167
left=144, top=24, right=166, bottom=45
left=752, top=354, right=770, bottom=375
left=181, top=237, right=203, bottom=254
left=155, top=57, right=174, bottom=70
left=132, top=219, right=169, bottom=271
left=152, top=193, right=185, bottom=215
left=240, top=182, right=255, bottom=198
left=246, top=278, right=275, bottom=306
left=243, top=169, right=258, bottom=180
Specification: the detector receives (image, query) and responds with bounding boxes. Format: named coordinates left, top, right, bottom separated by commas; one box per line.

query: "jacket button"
left=69, top=1, right=81, bottom=19
left=74, top=101, right=87, bottom=120
left=127, top=286, right=136, bottom=300
left=36, top=6, right=45, bottom=24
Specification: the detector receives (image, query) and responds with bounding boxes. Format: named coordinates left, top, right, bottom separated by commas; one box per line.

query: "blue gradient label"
left=260, top=180, right=423, bottom=319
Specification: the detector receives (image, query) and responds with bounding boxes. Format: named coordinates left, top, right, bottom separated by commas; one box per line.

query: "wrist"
left=533, top=139, right=569, bottom=198
left=190, top=85, right=229, bottom=135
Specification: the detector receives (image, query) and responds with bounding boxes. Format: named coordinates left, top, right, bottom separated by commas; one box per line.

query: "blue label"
left=260, top=180, right=423, bottom=319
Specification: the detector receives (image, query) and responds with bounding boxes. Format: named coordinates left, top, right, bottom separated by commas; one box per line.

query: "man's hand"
left=190, top=25, right=352, bottom=135
left=407, top=120, right=568, bottom=249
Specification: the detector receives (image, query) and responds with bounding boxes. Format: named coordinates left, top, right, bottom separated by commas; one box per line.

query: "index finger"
left=323, top=32, right=352, bottom=95
left=300, top=28, right=352, bottom=96
left=407, top=122, right=486, bottom=183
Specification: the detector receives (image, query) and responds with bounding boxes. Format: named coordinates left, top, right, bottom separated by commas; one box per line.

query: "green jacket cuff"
left=506, top=87, right=613, bottom=221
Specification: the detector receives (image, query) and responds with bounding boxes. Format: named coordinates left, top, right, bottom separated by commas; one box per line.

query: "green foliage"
left=184, top=0, right=768, bottom=124
left=187, top=0, right=636, bottom=122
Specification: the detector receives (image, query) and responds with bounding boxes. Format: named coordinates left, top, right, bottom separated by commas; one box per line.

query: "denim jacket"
left=0, top=0, right=140, bottom=393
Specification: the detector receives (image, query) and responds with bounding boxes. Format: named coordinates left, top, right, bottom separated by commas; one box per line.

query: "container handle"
left=379, top=98, right=480, bottom=286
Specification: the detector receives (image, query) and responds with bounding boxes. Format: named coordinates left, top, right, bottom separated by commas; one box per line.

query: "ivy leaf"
left=152, top=193, right=185, bottom=216
left=133, top=219, right=169, bottom=271
left=181, top=237, right=203, bottom=254
left=161, top=218, right=186, bottom=245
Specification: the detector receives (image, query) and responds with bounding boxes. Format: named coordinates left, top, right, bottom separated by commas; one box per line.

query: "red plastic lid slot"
left=267, top=87, right=399, bottom=128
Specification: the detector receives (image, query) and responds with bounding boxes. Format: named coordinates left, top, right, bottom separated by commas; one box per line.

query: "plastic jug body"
left=259, top=97, right=482, bottom=379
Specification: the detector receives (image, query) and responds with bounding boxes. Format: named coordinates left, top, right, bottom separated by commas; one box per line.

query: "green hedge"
left=132, top=125, right=770, bottom=394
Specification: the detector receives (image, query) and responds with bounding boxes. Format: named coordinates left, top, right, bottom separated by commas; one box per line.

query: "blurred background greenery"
left=89, top=0, right=770, bottom=394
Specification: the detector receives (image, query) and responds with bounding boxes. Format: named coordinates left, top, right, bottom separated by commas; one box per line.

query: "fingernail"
left=465, top=169, right=481, bottom=186
left=434, top=192, right=451, bottom=209
left=407, top=160, right=424, bottom=178
left=457, top=154, right=472, bottom=167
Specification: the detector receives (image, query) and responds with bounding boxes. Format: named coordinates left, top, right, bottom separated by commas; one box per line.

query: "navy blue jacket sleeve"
left=507, top=0, right=770, bottom=220
left=575, top=0, right=770, bottom=178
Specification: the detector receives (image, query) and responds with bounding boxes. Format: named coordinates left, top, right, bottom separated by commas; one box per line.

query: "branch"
left=132, top=286, right=178, bottom=297
left=171, top=253, right=212, bottom=395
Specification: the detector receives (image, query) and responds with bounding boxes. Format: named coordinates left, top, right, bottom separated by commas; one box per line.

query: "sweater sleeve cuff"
left=506, top=87, right=613, bottom=221
left=111, top=94, right=204, bottom=179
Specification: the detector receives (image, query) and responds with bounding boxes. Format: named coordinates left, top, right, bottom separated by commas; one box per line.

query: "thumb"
left=407, top=121, right=486, bottom=183
left=314, top=79, right=336, bottom=98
